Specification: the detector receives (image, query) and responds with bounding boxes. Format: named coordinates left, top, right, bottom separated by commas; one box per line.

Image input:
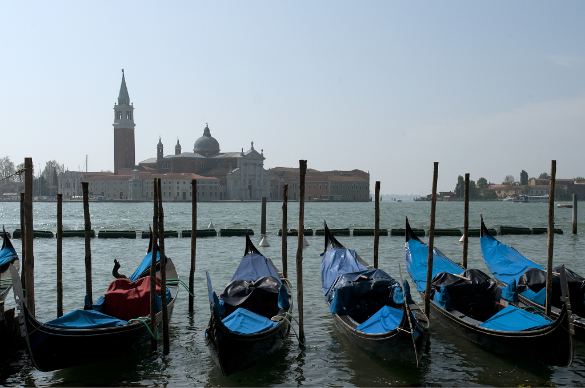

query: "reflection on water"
left=1, top=200, right=585, bottom=386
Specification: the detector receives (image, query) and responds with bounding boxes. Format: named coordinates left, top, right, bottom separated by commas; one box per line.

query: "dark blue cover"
left=45, top=309, right=128, bottom=329
left=221, top=307, right=278, bottom=334
left=478, top=305, right=553, bottom=332
left=128, top=251, right=161, bottom=282
left=230, top=253, right=281, bottom=283
left=325, top=268, right=395, bottom=302
left=0, top=245, right=18, bottom=267
left=355, top=305, right=404, bottom=334
left=405, top=239, right=463, bottom=292
left=501, top=279, right=519, bottom=303
left=480, top=234, right=543, bottom=286
left=321, top=248, right=368, bottom=297
left=433, top=285, right=452, bottom=311
left=278, top=283, right=290, bottom=310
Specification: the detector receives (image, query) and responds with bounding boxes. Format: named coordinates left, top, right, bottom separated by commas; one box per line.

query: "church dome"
left=194, top=124, right=220, bottom=155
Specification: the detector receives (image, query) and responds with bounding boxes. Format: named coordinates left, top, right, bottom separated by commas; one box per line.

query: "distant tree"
left=469, top=180, right=479, bottom=200
left=520, top=170, right=528, bottom=186
left=477, top=177, right=488, bottom=190
left=0, top=156, right=15, bottom=181
left=41, top=160, right=63, bottom=196
left=15, top=162, right=25, bottom=182
left=539, top=172, right=550, bottom=179
left=484, top=190, right=498, bottom=200
left=454, top=175, right=465, bottom=198
left=575, top=176, right=585, bottom=182
left=503, top=175, right=515, bottom=189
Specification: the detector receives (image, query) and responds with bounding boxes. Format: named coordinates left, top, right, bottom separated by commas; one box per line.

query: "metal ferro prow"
left=559, top=264, right=575, bottom=336
left=9, top=264, right=29, bottom=339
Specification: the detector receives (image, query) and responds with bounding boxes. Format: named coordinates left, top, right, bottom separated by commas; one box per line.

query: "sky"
left=1, top=1, right=584, bottom=195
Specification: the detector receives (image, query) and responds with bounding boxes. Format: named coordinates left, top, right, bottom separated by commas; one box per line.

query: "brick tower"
left=113, top=70, right=136, bottom=175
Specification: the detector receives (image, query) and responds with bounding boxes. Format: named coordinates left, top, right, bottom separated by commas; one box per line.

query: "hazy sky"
left=1, top=1, right=584, bottom=194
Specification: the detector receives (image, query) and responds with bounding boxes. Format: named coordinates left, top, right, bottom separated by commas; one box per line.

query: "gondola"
left=321, top=222, right=429, bottom=366
left=205, top=233, right=293, bottom=376
left=9, top=238, right=179, bottom=372
left=0, top=227, right=19, bottom=302
left=479, top=216, right=585, bottom=341
left=405, top=217, right=573, bottom=367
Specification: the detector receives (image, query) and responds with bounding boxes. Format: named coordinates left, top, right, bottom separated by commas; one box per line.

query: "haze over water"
left=1, top=200, right=585, bottom=386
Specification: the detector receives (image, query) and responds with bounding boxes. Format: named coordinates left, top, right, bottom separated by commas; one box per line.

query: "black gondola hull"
left=426, top=296, right=573, bottom=367
left=330, top=303, right=429, bottom=365
left=205, top=307, right=291, bottom=376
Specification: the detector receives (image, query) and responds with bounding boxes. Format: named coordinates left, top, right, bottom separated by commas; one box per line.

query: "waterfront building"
left=113, top=70, right=136, bottom=176
left=269, top=167, right=370, bottom=201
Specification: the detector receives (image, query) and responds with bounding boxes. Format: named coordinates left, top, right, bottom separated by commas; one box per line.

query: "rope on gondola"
left=128, top=316, right=159, bottom=340
left=271, top=312, right=305, bottom=346
left=166, top=278, right=195, bottom=297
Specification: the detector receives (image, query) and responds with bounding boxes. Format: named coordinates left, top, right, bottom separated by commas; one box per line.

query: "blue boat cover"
left=478, top=305, right=553, bottom=332
left=230, top=253, right=281, bottom=283
left=321, top=248, right=368, bottom=297
left=128, top=251, right=162, bottom=282
left=405, top=239, right=463, bottom=292
left=278, top=283, right=290, bottom=310
left=480, top=234, right=543, bottom=286
left=433, top=285, right=452, bottom=311
left=221, top=307, right=278, bottom=334
left=501, top=279, right=519, bottom=303
left=0, top=245, right=18, bottom=267
left=325, top=268, right=396, bottom=302
left=356, top=305, right=404, bottom=334
left=522, top=287, right=547, bottom=305
left=45, top=309, right=128, bottom=329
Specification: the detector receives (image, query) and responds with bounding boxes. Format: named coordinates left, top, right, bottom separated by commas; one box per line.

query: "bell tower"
left=113, top=69, right=136, bottom=175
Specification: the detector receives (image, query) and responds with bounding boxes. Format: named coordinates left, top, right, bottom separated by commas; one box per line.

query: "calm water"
left=1, top=200, right=585, bottom=387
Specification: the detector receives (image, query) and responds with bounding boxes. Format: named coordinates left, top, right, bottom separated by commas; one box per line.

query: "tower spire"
left=118, top=70, right=130, bottom=101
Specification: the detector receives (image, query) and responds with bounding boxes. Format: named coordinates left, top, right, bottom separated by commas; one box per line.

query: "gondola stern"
left=324, top=220, right=344, bottom=251
left=480, top=215, right=492, bottom=238
left=405, top=217, right=421, bottom=243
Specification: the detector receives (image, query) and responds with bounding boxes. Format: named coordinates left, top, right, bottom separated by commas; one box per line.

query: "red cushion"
left=102, top=277, right=162, bottom=321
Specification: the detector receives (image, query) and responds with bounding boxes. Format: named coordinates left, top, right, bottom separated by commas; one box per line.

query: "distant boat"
left=513, top=195, right=549, bottom=203
left=557, top=203, right=573, bottom=208
left=397, top=199, right=402, bottom=203
left=502, top=196, right=514, bottom=202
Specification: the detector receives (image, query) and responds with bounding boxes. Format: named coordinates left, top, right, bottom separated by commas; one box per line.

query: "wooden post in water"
left=150, top=178, right=159, bottom=351
left=463, top=173, right=470, bottom=269
left=373, top=181, right=380, bottom=269
left=82, top=182, right=92, bottom=306
left=282, top=183, right=288, bottom=279
left=24, top=158, right=34, bottom=315
left=57, top=193, right=63, bottom=317
left=189, top=179, right=197, bottom=313
left=296, top=160, right=307, bottom=345
left=424, top=162, right=439, bottom=317
left=545, top=160, right=556, bottom=317
left=157, top=179, right=169, bottom=354
left=19, top=192, right=26, bottom=291
left=573, top=194, right=578, bottom=235
left=259, top=197, right=269, bottom=246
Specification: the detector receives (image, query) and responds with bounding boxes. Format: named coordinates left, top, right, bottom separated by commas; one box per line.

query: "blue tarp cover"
left=356, top=305, right=404, bottom=334
left=0, top=246, right=18, bottom=267
left=221, top=307, right=278, bottom=334
left=325, top=268, right=395, bottom=302
left=405, top=239, right=463, bottom=292
left=522, top=287, right=547, bottom=305
left=480, top=234, right=543, bottom=286
left=433, top=285, right=452, bottom=311
left=129, top=251, right=161, bottom=282
left=478, top=305, right=553, bottom=332
left=230, top=253, right=281, bottom=283
left=45, top=309, right=128, bottom=329
left=321, top=248, right=368, bottom=297
left=501, top=279, right=520, bottom=303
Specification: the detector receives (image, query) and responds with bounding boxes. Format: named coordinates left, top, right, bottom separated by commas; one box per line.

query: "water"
left=1, top=200, right=585, bottom=386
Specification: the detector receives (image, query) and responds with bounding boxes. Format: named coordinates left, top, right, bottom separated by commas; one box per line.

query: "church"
left=114, top=71, right=270, bottom=200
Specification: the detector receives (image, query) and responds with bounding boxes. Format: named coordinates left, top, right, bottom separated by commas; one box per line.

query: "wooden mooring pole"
left=545, top=160, right=556, bottom=317
left=157, top=179, right=169, bottom=354
left=150, top=178, right=159, bottom=351
left=424, top=162, right=439, bottom=317
left=296, top=160, right=307, bottom=345
left=24, top=158, right=34, bottom=315
left=19, top=192, right=26, bottom=291
left=57, top=193, right=63, bottom=317
left=189, top=179, right=197, bottom=313
left=463, top=173, right=469, bottom=269
left=573, top=194, right=578, bottom=235
left=82, top=182, right=92, bottom=307
left=282, top=183, right=288, bottom=279
left=373, top=181, right=380, bottom=269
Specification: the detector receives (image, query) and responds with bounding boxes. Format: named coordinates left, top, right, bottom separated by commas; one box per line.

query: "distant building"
left=269, top=168, right=370, bottom=201
left=113, top=70, right=136, bottom=175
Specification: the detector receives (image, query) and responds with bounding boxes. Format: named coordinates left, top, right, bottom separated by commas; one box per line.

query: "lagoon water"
left=1, top=200, right=585, bottom=386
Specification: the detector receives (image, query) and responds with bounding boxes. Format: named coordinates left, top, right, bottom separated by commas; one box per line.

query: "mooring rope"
left=128, top=316, right=159, bottom=340
left=0, top=169, right=25, bottom=182
left=166, top=278, right=195, bottom=297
